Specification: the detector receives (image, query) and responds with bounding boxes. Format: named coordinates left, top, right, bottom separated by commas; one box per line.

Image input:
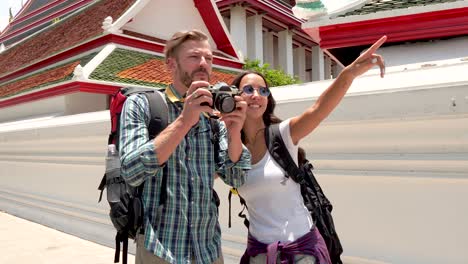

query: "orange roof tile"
left=90, top=48, right=239, bottom=88
left=117, top=58, right=172, bottom=85
left=117, top=58, right=237, bottom=85
left=0, top=61, right=79, bottom=98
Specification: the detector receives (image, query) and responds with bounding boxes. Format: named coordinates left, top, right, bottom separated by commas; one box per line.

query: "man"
left=119, top=30, right=251, bottom=264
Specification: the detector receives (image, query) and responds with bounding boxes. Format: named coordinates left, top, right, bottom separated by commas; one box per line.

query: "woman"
left=231, top=36, right=387, bottom=264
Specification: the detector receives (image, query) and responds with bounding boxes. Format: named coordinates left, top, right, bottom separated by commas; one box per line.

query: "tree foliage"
left=243, top=59, right=301, bottom=87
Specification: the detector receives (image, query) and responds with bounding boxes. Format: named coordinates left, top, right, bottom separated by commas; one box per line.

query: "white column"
left=273, top=37, right=278, bottom=69
left=263, top=31, right=274, bottom=67
left=223, top=16, right=230, bottom=32
left=247, top=14, right=263, bottom=63
left=324, top=56, right=332, bottom=80
left=278, top=29, right=293, bottom=75
left=230, top=5, right=247, bottom=60
left=294, top=46, right=306, bottom=81
left=332, top=63, right=343, bottom=78
left=312, top=45, right=324, bottom=81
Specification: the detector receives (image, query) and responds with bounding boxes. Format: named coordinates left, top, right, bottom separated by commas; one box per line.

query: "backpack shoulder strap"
left=209, top=118, right=220, bottom=161
left=228, top=188, right=249, bottom=229
left=144, top=90, right=168, bottom=139
left=142, top=89, right=170, bottom=205
left=265, top=124, right=304, bottom=184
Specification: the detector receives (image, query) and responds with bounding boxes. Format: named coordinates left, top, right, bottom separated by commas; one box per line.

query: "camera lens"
left=214, top=94, right=236, bottom=113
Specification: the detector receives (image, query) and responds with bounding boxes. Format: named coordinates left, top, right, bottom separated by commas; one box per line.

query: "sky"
left=0, top=0, right=23, bottom=32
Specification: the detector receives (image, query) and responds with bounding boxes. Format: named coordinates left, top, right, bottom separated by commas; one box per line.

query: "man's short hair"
left=164, top=30, right=209, bottom=61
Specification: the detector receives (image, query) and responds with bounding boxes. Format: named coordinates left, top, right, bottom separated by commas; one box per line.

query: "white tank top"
left=237, top=119, right=313, bottom=244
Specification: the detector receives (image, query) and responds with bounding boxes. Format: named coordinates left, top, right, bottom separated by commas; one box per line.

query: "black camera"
left=201, top=82, right=240, bottom=113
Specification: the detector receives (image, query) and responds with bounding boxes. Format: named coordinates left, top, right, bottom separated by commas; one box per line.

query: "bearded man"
left=119, top=29, right=251, bottom=264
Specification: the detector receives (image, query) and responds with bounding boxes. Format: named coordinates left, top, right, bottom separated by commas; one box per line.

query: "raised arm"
left=289, top=36, right=387, bottom=144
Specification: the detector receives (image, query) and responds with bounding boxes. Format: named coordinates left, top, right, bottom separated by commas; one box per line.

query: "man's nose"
left=199, top=56, right=208, bottom=67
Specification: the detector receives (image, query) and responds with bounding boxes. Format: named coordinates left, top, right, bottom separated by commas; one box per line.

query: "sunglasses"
left=242, top=85, right=271, bottom=97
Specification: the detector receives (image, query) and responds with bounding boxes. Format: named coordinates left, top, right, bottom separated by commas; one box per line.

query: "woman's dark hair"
left=231, top=70, right=282, bottom=126
left=231, top=70, right=306, bottom=164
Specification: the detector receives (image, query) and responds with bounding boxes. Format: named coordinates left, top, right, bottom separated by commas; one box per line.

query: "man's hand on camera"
left=219, top=95, right=247, bottom=136
left=181, top=81, right=213, bottom=127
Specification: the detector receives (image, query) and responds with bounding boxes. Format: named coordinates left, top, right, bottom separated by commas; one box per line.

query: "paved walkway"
left=0, top=211, right=391, bottom=264
left=0, top=211, right=135, bottom=264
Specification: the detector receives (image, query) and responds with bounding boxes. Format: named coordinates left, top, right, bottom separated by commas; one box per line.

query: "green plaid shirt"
left=119, top=86, right=250, bottom=264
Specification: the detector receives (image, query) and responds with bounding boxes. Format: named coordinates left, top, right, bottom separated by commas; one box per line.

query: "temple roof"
left=0, top=0, right=243, bottom=105
left=0, top=0, right=135, bottom=78
left=339, top=0, right=462, bottom=17
left=0, top=0, right=96, bottom=46
left=300, top=0, right=468, bottom=65
left=0, top=47, right=239, bottom=99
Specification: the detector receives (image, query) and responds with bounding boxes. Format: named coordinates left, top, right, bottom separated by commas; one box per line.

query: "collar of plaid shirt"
left=165, top=84, right=185, bottom=104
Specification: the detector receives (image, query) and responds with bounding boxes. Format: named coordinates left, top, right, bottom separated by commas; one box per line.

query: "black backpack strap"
left=228, top=188, right=249, bottom=228
left=114, top=232, right=129, bottom=264
left=209, top=118, right=220, bottom=160
left=114, top=234, right=120, bottom=263
left=143, top=90, right=169, bottom=206
left=144, top=90, right=168, bottom=139
left=265, top=124, right=305, bottom=184
left=97, top=174, right=106, bottom=202
left=228, top=189, right=233, bottom=228
left=122, top=237, right=128, bottom=264
left=209, top=118, right=222, bottom=213
left=267, top=126, right=344, bottom=263
left=238, top=195, right=249, bottom=228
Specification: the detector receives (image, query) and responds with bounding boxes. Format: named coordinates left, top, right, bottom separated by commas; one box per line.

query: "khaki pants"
left=250, top=254, right=316, bottom=264
left=136, top=235, right=224, bottom=264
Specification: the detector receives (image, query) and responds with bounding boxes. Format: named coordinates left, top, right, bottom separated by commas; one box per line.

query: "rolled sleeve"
left=216, top=123, right=251, bottom=188
left=119, top=94, right=164, bottom=186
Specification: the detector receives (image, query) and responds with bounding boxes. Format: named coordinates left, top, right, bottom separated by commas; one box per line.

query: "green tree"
left=243, top=59, right=300, bottom=87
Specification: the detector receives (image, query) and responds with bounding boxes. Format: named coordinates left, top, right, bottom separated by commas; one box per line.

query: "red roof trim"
left=193, top=0, right=238, bottom=59
left=0, top=0, right=95, bottom=43
left=0, top=34, right=242, bottom=85
left=212, top=57, right=243, bottom=69
left=78, top=81, right=121, bottom=94
left=306, top=7, right=468, bottom=49
left=0, top=82, right=80, bottom=108
left=0, top=81, right=120, bottom=109
left=110, top=34, right=165, bottom=53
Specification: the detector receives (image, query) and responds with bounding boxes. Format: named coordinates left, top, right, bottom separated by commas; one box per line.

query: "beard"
left=177, top=61, right=210, bottom=87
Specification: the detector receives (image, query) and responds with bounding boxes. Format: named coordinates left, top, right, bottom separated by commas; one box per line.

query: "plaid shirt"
left=119, top=85, right=250, bottom=264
